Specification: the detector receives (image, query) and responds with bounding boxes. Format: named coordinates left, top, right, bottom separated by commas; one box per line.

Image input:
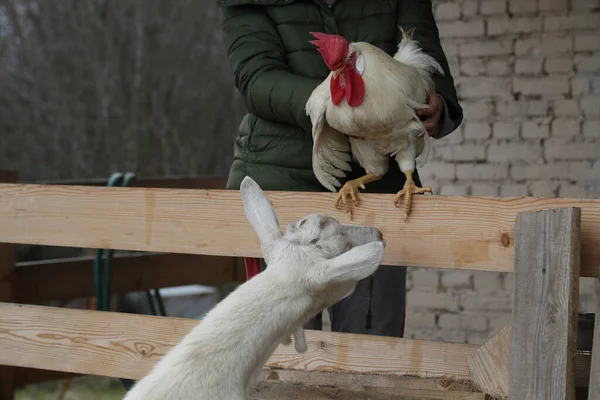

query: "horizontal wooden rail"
left=0, top=303, right=590, bottom=386
left=14, top=253, right=244, bottom=303
left=0, top=303, right=473, bottom=380
left=1, top=184, right=599, bottom=275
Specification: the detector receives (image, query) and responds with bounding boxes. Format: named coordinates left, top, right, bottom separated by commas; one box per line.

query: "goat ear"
left=240, top=176, right=283, bottom=246
left=319, top=242, right=384, bottom=284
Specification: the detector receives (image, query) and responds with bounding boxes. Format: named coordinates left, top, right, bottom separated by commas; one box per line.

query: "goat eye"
left=299, top=219, right=306, bottom=228
left=309, top=238, right=318, bottom=244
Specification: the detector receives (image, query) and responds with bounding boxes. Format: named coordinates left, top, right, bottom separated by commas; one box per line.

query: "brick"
left=529, top=181, right=560, bottom=197
left=488, top=17, right=542, bottom=35
left=515, top=57, right=544, bottom=75
left=462, top=0, right=479, bottom=16
left=407, top=291, right=460, bottom=312
left=480, top=0, right=507, bottom=15
left=464, top=122, right=492, bottom=139
left=488, top=58, right=512, bottom=76
left=493, top=121, right=520, bottom=139
left=441, top=40, right=460, bottom=56
left=487, top=141, right=544, bottom=162
left=404, top=312, right=436, bottom=330
left=473, top=271, right=504, bottom=293
left=515, top=37, right=573, bottom=56
left=581, top=95, right=600, bottom=117
left=462, top=100, right=495, bottom=120
left=438, top=20, right=485, bottom=38
left=559, top=184, right=588, bottom=198
left=522, top=119, right=551, bottom=138
left=594, top=77, right=600, bottom=94
left=434, top=329, right=468, bottom=344
left=575, top=53, right=600, bottom=72
left=539, top=0, right=569, bottom=10
left=411, top=268, right=440, bottom=291
left=423, top=162, right=457, bottom=180
left=503, top=272, right=514, bottom=292
left=488, top=313, right=512, bottom=334
left=438, top=313, right=488, bottom=332
left=545, top=57, right=574, bottom=73
left=544, top=15, right=600, bottom=31
left=456, top=164, right=509, bottom=180
left=441, top=271, right=473, bottom=290
left=572, top=77, right=592, bottom=96
left=460, top=58, right=487, bottom=76
left=435, top=3, right=461, bottom=20
left=545, top=139, right=598, bottom=160
left=511, top=161, right=593, bottom=180
left=583, top=120, right=600, bottom=137
left=571, top=0, right=600, bottom=9
left=436, top=144, right=486, bottom=161
left=439, top=184, right=469, bottom=196
left=501, top=184, right=529, bottom=196
left=553, top=99, right=581, bottom=117
left=497, top=100, right=550, bottom=117
left=471, top=183, right=499, bottom=196
left=509, top=0, right=538, bottom=14
left=461, top=292, right=512, bottom=311
left=575, top=35, right=600, bottom=52
left=460, top=40, right=513, bottom=57
left=551, top=118, right=582, bottom=137
left=513, top=76, right=570, bottom=95
left=457, top=77, right=511, bottom=98
left=446, top=125, right=465, bottom=144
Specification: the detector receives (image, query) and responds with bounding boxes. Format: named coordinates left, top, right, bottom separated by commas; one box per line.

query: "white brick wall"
left=405, top=0, right=600, bottom=345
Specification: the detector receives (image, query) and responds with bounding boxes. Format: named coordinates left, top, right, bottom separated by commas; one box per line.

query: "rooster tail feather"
left=393, top=27, right=445, bottom=77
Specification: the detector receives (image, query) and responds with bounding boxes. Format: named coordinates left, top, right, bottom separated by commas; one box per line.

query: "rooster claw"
left=393, top=183, right=432, bottom=221
left=334, top=182, right=362, bottom=219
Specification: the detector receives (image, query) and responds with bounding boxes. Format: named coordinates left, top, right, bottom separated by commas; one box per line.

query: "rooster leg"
left=334, top=172, right=381, bottom=216
left=393, top=170, right=432, bottom=221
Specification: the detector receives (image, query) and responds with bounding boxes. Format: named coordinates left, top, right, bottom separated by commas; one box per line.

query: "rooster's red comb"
left=309, top=31, right=349, bottom=71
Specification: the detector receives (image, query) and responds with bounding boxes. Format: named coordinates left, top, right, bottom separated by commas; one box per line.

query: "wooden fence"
left=0, top=172, right=599, bottom=399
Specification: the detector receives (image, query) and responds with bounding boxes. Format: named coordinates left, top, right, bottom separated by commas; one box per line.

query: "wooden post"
left=589, top=278, right=600, bottom=399
left=0, top=170, right=17, bottom=400
left=510, top=207, right=581, bottom=400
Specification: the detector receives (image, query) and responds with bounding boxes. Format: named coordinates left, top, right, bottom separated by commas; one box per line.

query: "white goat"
left=123, top=176, right=385, bottom=400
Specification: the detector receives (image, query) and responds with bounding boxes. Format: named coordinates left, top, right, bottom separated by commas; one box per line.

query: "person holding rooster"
left=218, top=0, right=463, bottom=337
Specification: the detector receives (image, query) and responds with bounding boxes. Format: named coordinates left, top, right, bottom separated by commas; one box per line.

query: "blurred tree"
left=0, top=0, right=246, bottom=180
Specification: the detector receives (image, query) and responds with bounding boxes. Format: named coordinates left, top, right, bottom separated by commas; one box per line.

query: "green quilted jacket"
left=218, top=0, right=463, bottom=193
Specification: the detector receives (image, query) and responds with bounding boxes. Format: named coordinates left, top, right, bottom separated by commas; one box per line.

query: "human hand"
left=416, top=85, right=443, bottom=137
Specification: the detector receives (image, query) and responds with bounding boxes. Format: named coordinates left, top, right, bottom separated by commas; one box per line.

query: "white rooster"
left=305, top=28, right=444, bottom=220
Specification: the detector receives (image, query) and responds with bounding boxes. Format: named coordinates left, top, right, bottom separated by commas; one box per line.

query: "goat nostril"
left=377, top=230, right=384, bottom=240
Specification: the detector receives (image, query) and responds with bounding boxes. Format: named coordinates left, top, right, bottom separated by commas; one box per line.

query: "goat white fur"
left=123, top=176, right=385, bottom=400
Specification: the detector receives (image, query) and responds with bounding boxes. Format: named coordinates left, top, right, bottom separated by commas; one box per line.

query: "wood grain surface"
left=510, top=208, right=581, bottom=400
left=1, top=184, right=599, bottom=275
left=466, top=325, right=510, bottom=399
left=0, top=303, right=475, bottom=381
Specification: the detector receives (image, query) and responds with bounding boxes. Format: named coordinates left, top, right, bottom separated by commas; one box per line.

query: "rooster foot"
left=334, top=181, right=363, bottom=217
left=393, top=179, right=432, bottom=221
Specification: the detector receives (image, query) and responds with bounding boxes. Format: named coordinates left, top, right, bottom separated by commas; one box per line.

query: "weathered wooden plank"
left=14, top=253, right=242, bottom=303
left=466, top=325, right=510, bottom=399
left=0, top=171, right=17, bottom=400
left=1, top=184, right=599, bottom=275
left=0, top=303, right=475, bottom=381
left=589, top=280, right=600, bottom=399
left=510, top=207, right=581, bottom=400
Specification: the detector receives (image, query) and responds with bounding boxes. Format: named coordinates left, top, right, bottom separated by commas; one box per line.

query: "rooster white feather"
left=306, top=27, right=444, bottom=220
